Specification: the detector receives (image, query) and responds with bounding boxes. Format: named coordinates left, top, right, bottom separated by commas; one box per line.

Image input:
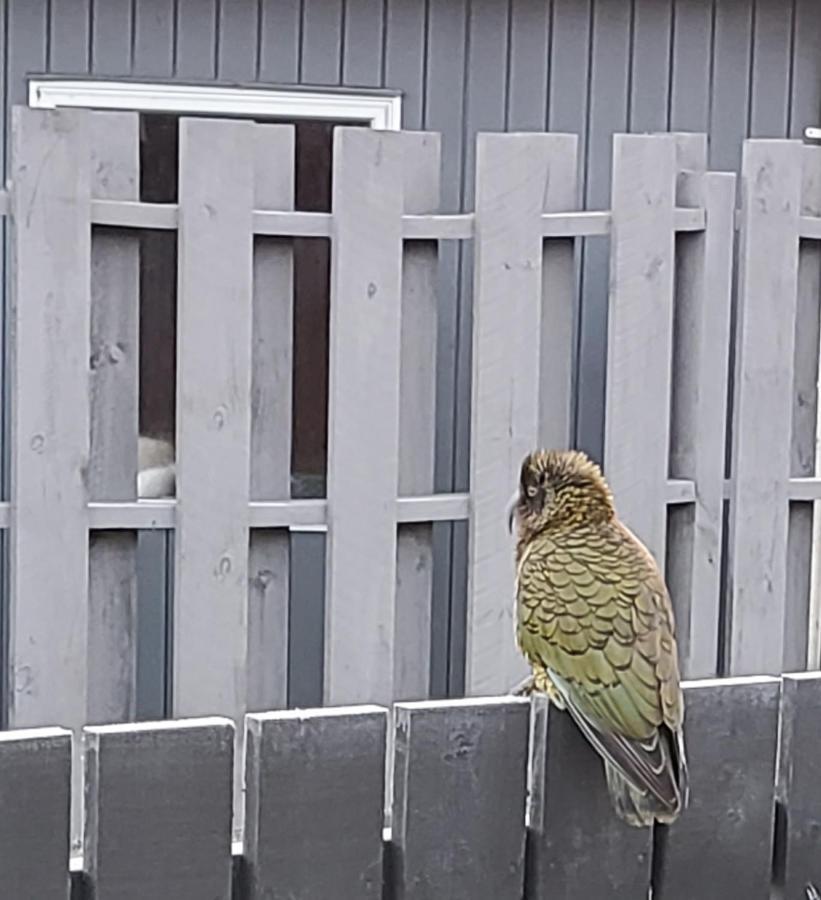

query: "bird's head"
left=506, top=448, right=615, bottom=541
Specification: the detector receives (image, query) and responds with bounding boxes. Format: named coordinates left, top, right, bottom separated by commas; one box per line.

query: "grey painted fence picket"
left=0, top=673, right=816, bottom=897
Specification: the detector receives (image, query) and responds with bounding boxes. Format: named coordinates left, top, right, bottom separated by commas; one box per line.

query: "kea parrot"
left=507, top=448, right=689, bottom=827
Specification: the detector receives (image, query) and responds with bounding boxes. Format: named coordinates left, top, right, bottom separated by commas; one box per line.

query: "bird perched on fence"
left=507, top=448, right=689, bottom=827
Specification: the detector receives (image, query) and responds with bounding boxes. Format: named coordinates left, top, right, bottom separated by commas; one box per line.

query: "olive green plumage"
left=509, top=448, right=689, bottom=827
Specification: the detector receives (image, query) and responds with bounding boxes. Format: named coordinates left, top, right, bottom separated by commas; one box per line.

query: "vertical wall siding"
left=2, top=0, right=821, bottom=696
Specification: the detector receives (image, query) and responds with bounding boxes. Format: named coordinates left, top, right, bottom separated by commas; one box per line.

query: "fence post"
left=395, top=132, right=441, bottom=702
left=87, top=111, right=141, bottom=723
left=248, top=124, right=295, bottom=712
left=667, top=134, right=736, bottom=678
left=604, top=133, right=676, bottom=564
left=467, top=133, right=577, bottom=697
left=324, top=127, right=404, bottom=706
left=794, top=146, right=821, bottom=670
left=729, top=139, right=802, bottom=675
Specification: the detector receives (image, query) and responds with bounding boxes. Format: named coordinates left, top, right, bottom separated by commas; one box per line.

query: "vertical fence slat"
left=668, top=135, right=736, bottom=678
left=604, top=133, right=676, bottom=564
left=391, top=697, right=529, bottom=900
left=729, top=139, right=802, bottom=674
left=173, top=117, right=254, bottom=717
left=775, top=672, right=821, bottom=897
left=526, top=697, right=652, bottom=899
left=325, top=128, right=404, bottom=705
left=775, top=672, right=821, bottom=898
left=248, top=124, right=295, bottom=712
left=0, top=727, right=71, bottom=899
left=88, top=111, right=140, bottom=724
left=795, top=147, right=821, bottom=670
left=83, top=718, right=234, bottom=900
left=396, top=132, right=440, bottom=702
left=9, top=107, right=91, bottom=728
left=467, top=133, right=555, bottom=696
left=539, top=134, right=579, bottom=449
left=244, top=706, right=387, bottom=899
left=654, top=676, right=780, bottom=900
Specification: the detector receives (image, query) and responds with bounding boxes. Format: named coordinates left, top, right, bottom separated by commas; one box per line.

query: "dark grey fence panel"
left=391, top=697, right=530, bottom=900
left=526, top=697, right=653, bottom=899
left=654, top=676, right=780, bottom=900
left=775, top=672, right=821, bottom=898
left=244, top=706, right=387, bottom=900
left=83, top=718, right=234, bottom=900
left=0, top=727, right=71, bottom=899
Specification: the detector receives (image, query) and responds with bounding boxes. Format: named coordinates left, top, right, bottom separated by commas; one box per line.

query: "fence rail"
left=0, top=672, right=818, bottom=899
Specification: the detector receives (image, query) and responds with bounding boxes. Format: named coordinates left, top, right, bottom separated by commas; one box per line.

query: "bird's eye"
left=526, top=485, right=538, bottom=498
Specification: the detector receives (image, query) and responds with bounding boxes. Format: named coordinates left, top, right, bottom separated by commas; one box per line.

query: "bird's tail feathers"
left=604, top=762, right=680, bottom=828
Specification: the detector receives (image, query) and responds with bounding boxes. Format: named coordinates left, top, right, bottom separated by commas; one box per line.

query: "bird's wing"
left=516, top=520, right=686, bottom=811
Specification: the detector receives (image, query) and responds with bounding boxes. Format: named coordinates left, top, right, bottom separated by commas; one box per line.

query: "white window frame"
left=28, top=79, right=402, bottom=131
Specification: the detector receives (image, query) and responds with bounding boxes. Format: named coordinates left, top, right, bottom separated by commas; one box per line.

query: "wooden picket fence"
left=0, top=672, right=819, bottom=898
left=3, top=105, right=821, bottom=890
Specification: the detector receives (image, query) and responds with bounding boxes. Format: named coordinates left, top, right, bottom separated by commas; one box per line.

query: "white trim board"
left=28, top=79, right=402, bottom=130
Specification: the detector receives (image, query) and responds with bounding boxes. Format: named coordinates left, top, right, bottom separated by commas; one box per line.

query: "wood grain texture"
left=173, top=118, right=254, bottom=719
left=8, top=107, right=91, bottom=730
left=466, top=133, right=556, bottom=696
left=775, top=672, right=821, bottom=898
left=88, top=111, right=140, bottom=725
left=84, top=718, right=234, bottom=899
left=248, top=125, right=295, bottom=712
left=526, top=696, right=652, bottom=899
left=604, top=133, right=676, bottom=565
left=391, top=697, right=529, bottom=900
left=324, top=128, right=404, bottom=705
left=244, top=706, right=387, bottom=899
left=668, top=134, right=736, bottom=678
left=396, top=132, right=440, bottom=702
left=729, top=139, right=802, bottom=674
left=0, top=727, right=71, bottom=899
left=654, top=676, right=780, bottom=900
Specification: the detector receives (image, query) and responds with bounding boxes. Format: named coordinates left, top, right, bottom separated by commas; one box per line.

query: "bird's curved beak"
left=505, top=490, right=518, bottom=535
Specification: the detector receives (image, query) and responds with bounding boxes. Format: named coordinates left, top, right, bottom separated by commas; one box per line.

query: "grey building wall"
left=1, top=0, right=820, bottom=702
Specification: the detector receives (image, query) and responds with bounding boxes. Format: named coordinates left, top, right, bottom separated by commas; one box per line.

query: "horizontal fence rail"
left=0, top=674, right=817, bottom=898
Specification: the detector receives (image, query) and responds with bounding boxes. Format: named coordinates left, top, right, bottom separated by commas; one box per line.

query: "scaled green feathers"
left=510, top=449, right=689, bottom=827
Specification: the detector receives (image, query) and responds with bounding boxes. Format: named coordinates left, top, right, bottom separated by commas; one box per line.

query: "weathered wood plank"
left=248, top=124, right=295, bottom=713
left=466, top=134, right=555, bottom=696
left=729, top=139, right=802, bottom=674
left=798, top=147, right=821, bottom=670
left=173, top=117, right=254, bottom=718
left=604, top=133, right=676, bottom=564
left=244, top=706, right=387, bottom=899
left=526, top=696, right=652, bottom=898
left=84, top=718, right=234, bottom=899
left=539, top=135, right=579, bottom=450
left=775, top=672, right=821, bottom=898
left=88, top=111, right=141, bottom=726
left=324, top=128, right=404, bottom=705
left=396, top=132, right=440, bottom=702
left=654, top=676, right=780, bottom=900
left=668, top=134, right=736, bottom=678
left=8, top=107, right=91, bottom=729
left=0, top=727, right=71, bottom=899
left=391, top=697, right=530, bottom=900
